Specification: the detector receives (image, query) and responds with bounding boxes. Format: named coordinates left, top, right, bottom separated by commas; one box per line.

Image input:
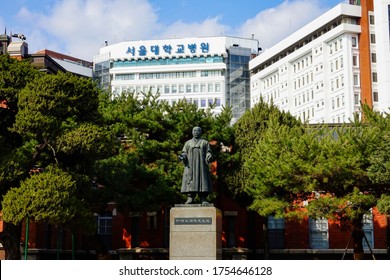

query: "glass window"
left=370, top=34, right=376, bottom=44
left=371, top=53, right=377, bottom=63
left=268, top=216, right=285, bottom=249
left=353, top=55, right=358, bottom=66
left=372, top=72, right=378, bottom=82
left=215, top=83, right=221, bottom=92
left=354, top=94, right=359, bottom=105
left=179, top=84, right=184, bottom=93
left=363, top=210, right=374, bottom=249
left=373, top=91, right=379, bottom=102
left=193, top=84, right=199, bottom=93
left=353, top=74, right=359, bottom=86
left=96, top=214, right=112, bottom=235
left=186, top=84, right=192, bottom=93
left=352, top=37, right=357, bottom=47
left=147, top=212, right=158, bottom=230
left=225, top=215, right=236, bottom=247
left=309, top=218, right=329, bottom=249
left=201, top=99, right=206, bottom=107
left=96, top=213, right=113, bottom=250
left=172, top=84, right=177, bottom=93
left=369, top=14, right=375, bottom=25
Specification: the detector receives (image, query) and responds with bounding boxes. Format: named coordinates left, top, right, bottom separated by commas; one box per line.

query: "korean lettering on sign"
left=126, top=42, right=210, bottom=57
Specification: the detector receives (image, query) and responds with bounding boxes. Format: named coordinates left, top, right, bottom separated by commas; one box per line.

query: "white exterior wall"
left=375, top=0, right=390, bottom=113
left=250, top=4, right=365, bottom=124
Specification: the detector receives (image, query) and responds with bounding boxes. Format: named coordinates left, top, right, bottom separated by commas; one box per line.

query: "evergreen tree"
left=244, top=105, right=389, bottom=259
left=96, top=91, right=233, bottom=212
left=0, top=65, right=117, bottom=259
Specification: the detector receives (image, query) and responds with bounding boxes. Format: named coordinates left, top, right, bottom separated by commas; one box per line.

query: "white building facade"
left=94, top=36, right=259, bottom=122
left=250, top=1, right=389, bottom=124
left=375, top=0, right=390, bottom=113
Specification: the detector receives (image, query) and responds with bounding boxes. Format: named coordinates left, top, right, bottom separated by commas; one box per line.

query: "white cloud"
left=13, top=0, right=338, bottom=61
left=236, top=0, right=330, bottom=49
left=17, top=0, right=160, bottom=60
left=156, top=17, right=231, bottom=40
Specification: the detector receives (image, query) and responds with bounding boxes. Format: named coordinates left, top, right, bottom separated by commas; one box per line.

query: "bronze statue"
left=179, top=126, right=213, bottom=204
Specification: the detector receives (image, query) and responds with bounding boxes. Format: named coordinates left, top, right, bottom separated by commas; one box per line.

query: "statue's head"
left=192, top=126, right=202, bottom=139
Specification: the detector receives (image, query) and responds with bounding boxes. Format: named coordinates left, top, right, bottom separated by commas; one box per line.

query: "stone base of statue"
left=169, top=204, right=222, bottom=260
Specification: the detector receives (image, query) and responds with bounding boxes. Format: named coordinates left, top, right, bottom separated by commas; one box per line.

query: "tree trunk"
left=351, top=217, right=364, bottom=260
left=263, top=217, right=270, bottom=260
left=0, top=222, right=22, bottom=260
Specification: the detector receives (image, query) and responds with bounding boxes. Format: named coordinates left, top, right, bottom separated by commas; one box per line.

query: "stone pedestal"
left=169, top=205, right=222, bottom=260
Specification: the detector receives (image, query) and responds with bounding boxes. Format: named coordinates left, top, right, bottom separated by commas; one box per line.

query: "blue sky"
left=0, top=0, right=346, bottom=61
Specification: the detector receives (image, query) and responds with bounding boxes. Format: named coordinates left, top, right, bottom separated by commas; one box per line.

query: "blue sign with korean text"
left=126, top=42, right=210, bottom=57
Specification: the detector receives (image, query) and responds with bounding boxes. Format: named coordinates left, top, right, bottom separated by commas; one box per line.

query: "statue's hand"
left=179, top=153, right=187, bottom=163
left=206, top=153, right=213, bottom=164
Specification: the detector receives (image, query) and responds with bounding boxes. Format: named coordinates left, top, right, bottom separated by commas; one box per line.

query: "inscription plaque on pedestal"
left=169, top=206, right=222, bottom=260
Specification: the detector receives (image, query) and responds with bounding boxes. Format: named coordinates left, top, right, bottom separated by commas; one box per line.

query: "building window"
left=131, top=216, right=140, bottom=248
left=353, top=74, right=359, bottom=86
left=215, top=83, right=221, bottom=92
left=172, top=84, right=177, bottom=93
left=268, top=216, right=285, bottom=249
left=363, top=210, right=374, bottom=249
left=96, top=214, right=112, bottom=235
left=371, top=53, right=377, bottom=63
left=147, top=212, right=158, bottom=230
left=354, top=94, right=360, bottom=105
left=224, top=213, right=237, bottom=247
left=96, top=213, right=113, bottom=250
left=370, top=34, right=376, bottom=44
left=369, top=14, right=375, bottom=25
left=388, top=5, right=390, bottom=39
left=353, top=55, right=358, bottom=66
left=373, top=91, right=379, bottom=102
left=309, top=218, right=329, bottom=249
left=352, top=37, right=357, bottom=47
left=201, top=99, right=206, bottom=107
left=115, top=74, right=135, bottom=80
left=372, top=72, right=378, bottom=83
left=193, top=84, right=199, bottom=93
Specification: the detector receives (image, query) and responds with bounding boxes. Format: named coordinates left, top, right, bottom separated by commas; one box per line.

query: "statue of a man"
left=179, top=126, right=213, bottom=204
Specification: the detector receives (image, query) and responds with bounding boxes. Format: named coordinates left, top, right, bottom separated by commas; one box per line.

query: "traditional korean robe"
left=180, top=137, right=212, bottom=194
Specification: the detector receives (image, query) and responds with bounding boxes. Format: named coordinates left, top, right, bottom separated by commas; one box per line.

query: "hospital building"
left=93, top=36, right=259, bottom=122
left=250, top=0, right=390, bottom=124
